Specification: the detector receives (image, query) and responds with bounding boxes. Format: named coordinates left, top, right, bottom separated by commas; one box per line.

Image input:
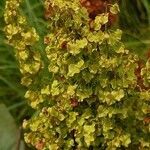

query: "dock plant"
left=4, top=0, right=150, bottom=149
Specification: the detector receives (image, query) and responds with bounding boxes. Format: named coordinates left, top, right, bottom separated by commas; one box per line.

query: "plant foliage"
left=4, top=0, right=150, bottom=150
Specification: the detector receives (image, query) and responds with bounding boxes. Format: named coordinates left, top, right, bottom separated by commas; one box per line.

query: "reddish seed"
left=85, top=1, right=91, bottom=7
left=44, top=37, right=50, bottom=45
left=144, top=117, right=150, bottom=124
left=61, top=41, right=68, bottom=49
left=44, top=4, right=54, bottom=20
left=71, top=98, right=78, bottom=107
left=35, top=141, right=44, bottom=150
left=134, top=60, right=150, bottom=90
left=59, top=76, right=65, bottom=81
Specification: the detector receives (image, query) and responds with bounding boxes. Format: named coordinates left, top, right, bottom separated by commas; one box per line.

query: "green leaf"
left=78, top=108, right=92, bottom=126
left=140, top=91, right=150, bottom=101
left=110, top=3, right=120, bottom=14
left=83, top=124, right=95, bottom=146
left=99, top=90, right=124, bottom=105
left=48, top=144, right=59, bottom=150
left=77, top=87, right=92, bottom=101
left=108, top=29, right=122, bottom=45
left=0, top=104, right=25, bottom=150
left=87, top=31, right=104, bottom=43
left=84, top=133, right=95, bottom=146
left=68, top=60, right=84, bottom=77
left=67, top=85, right=77, bottom=96
left=66, top=112, right=78, bottom=127
left=41, top=85, right=50, bottom=95
left=83, top=124, right=95, bottom=134
left=94, top=13, right=108, bottom=30
left=121, top=134, right=131, bottom=147
left=69, top=38, right=88, bottom=55
left=51, top=80, right=60, bottom=96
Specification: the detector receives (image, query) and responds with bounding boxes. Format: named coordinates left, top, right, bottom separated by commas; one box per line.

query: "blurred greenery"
left=0, top=104, right=25, bottom=150
left=0, top=0, right=46, bottom=149
left=119, top=0, right=150, bottom=58
left=0, top=0, right=150, bottom=149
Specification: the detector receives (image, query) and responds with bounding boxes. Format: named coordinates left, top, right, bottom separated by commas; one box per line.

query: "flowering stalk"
left=4, top=0, right=150, bottom=149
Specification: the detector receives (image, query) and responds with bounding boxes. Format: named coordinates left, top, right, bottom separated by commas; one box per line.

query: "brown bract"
left=44, top=3, right=54, bottom=20
left=135, top=60, right=150, bottom=90
left=144, top=117, right=150, bottom=124
left=44, top=36, right=51, bottom=44
left=80, top=0, right=117, bottom=26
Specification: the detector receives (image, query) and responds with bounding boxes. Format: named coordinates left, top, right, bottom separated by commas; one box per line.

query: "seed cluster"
left=4, top=0, right=150, bottom=150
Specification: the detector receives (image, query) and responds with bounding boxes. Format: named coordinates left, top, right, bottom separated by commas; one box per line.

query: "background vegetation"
left=0, top=0, right=150, bottom=149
